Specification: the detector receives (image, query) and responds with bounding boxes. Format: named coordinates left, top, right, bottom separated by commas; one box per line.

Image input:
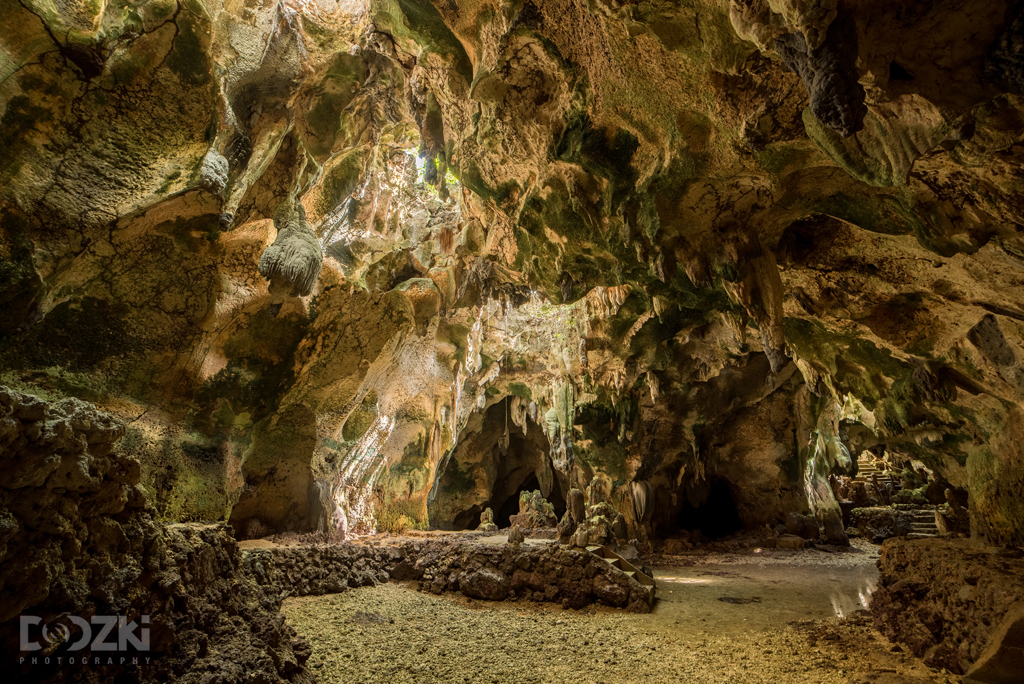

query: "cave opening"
left=492, top=418, right=568, bottom=526
left=441, top=397, right=565, bottom=530
left=451, top=504, right=483, bottom=530
left=490, top=463, right=568, bottom=528
left=495, top=473, right=540, bottom=527
left=675, top=477, right=744, bottom=539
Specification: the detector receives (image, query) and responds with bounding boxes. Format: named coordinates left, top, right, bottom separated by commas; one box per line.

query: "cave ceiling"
left=2, top=0, right=1024, bottom=545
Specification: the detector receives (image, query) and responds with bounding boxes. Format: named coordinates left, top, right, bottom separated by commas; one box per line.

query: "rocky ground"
left=283, top=542, right=960, bottom=684
left=283, top=580, right=958, bottom=684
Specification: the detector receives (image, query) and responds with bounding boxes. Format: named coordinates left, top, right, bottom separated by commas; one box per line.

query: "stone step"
left=906, top=532, right=938, bottom=539
left=583, top=544, right=657, bottom=590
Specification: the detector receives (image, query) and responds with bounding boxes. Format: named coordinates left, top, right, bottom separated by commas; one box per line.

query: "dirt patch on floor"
left=283, top=580, right=960, bottom=684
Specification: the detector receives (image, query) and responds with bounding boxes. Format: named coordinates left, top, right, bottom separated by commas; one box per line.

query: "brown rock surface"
left=872, top=537, right=1024, bottom=674
left=0, top=387, right=311, bottom=683
left=964, top=600, right=1024, bottom=684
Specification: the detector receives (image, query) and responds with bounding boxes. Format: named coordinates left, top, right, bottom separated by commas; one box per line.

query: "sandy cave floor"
left=281, top=540, right=962, bottom=684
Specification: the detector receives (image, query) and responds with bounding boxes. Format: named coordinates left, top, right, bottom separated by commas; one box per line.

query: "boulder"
left=663, top=538, right=692, bottom=555
left=459, top=568, right=510, bottom=601
left=593, top=576, right=629, bottom=607
left=776, top=534, right=806, bottom=549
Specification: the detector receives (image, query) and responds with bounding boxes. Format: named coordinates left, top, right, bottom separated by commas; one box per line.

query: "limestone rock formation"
left=774, top=10, right=866, bottom=138
left=509, top=490, right=558, bottom=529
left=936, top=488, right=971, bottom=536
left=507, top=524, right=525, bottom=546
left=0, top=388, right=311, bottom=682
left=259, top=201, right=324, bottom=298
left=199, top=149, right=230, bottom=196
left=2, top=0, right=1024, bottom=674
left=477, top=507, right=498, bottom=532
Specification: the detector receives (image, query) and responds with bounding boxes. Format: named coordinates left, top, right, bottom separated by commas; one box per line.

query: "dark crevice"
left=889, top=61, right=914, bottom=81
left=674, top=477, right=744, bottom=539
left=496, top=474, right=541, bottom=528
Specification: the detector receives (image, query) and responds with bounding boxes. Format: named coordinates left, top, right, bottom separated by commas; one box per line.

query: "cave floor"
left=282, top=544, right=960, bottom=684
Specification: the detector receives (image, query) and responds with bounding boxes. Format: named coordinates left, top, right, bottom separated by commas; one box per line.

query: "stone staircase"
left=586, top=545, right=656, bottom=592
left=847, top=453, right=941, bottom=540
left=906, top=509, right=940, bottom=539
left=852, top=455, right=902, bottom=491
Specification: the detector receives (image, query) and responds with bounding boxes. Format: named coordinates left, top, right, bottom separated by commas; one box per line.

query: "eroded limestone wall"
left=0, top=387, right=311, bottom=682
left=873, top=538, right=1024, bottom=674
left=2, top=0, right=1024, bottom=546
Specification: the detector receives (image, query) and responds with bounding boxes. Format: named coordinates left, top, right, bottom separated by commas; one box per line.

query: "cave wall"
left=0, top=386, right=311, bottom=681
left=1, top=0, right=1024, bottom=545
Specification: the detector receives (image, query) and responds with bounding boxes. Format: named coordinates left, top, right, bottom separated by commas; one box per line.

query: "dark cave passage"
left=442, top=397, right=565, bottom=530
left=496, top=474, right=540, bottom=527
left=675, top=477, right=744, bottom=539
left=451, top=504, right=483, bottom=530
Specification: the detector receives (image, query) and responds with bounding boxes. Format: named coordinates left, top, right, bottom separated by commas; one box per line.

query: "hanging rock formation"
left=259, top=201, right=324, bottom=298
